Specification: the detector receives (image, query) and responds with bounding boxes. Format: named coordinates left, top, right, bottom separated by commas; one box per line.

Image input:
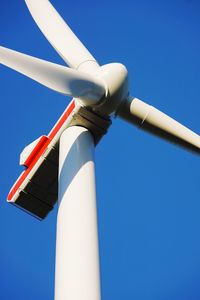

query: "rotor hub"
left=92, top=63, right=129, bottom=116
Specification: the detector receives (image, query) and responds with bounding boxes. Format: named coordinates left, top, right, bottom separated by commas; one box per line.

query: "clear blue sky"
left=1, top=0, right=200, bottom=299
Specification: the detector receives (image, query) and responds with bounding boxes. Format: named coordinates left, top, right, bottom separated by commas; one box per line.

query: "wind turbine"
left=1, top=1, right=200, bottom=300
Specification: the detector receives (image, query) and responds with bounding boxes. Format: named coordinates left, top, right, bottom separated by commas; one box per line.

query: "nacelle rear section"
left=7, top=100, right=111, bottom=220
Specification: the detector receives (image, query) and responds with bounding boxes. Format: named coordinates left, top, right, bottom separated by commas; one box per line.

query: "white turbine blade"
left=0, top=46, right=105, bottom=103
left=25, top=0, right=98, bottom=71
left=117, top=97, right=200, bottom=154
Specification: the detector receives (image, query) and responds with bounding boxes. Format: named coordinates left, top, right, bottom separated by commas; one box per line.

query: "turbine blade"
left=25, top=0, right=98, bottom=71
left=0, top=46, right=105, bottom=104
left=117, top=97, right=200, bottom=154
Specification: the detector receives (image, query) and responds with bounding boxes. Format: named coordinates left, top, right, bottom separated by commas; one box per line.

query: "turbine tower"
left=1, top=1, right=200, bottom=299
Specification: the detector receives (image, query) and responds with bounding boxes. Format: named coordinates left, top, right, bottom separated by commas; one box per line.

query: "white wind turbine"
left=1, top=1, right=200, bottom=300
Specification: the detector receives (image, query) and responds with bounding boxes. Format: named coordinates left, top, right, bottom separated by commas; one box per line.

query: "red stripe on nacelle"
left=7, top=100, right=76, bottom=201
left=49, top=101, right=75, bottom=140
